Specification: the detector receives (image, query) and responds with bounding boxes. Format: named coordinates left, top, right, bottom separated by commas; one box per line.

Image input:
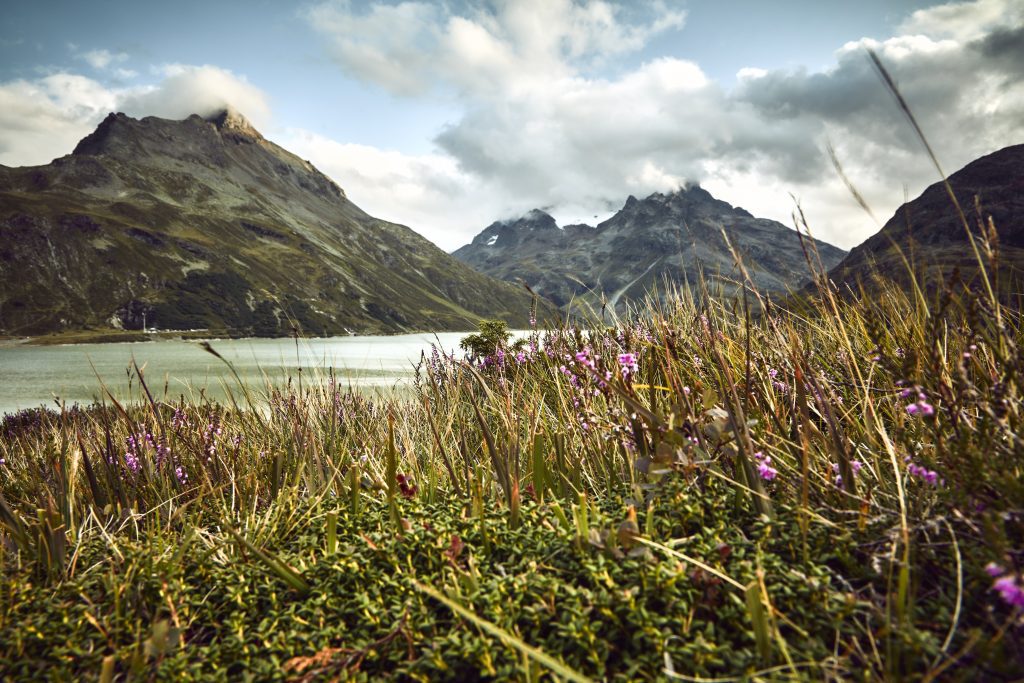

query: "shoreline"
left=0, top=326, right=488, bottom=348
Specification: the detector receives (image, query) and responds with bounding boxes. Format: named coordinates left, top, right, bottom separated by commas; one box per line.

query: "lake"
left=0, top=332, right=472, bottom=416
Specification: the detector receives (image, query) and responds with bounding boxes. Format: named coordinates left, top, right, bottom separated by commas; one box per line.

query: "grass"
left=1, top=243, right=1022, bottom=680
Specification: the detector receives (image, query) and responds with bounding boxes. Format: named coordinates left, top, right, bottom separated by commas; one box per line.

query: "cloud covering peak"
left=292, top=0, right=1024, bottom=249
left=0, top=64, right=270, bottom=168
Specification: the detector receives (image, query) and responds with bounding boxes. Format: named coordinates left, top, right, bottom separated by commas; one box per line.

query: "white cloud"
left=279, top=128, right=516, bottom=249
left=307, top=0, right=686, bottom=96
left=898, top=0, right=1022, bottom=42
left=0, top=74, right=117, bottom=165
left=79, top=48, right=129, bottom=70
left=119, top=64, right=271, bottom=127
left=304, top=1, right=443, bottom=95
left=303, top=0, right=1024, bottom=251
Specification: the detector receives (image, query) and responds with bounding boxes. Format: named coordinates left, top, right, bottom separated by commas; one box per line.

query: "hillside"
left=0, top=110, right=543, bottom=337
left=823, top=144, right=1024, bottom=298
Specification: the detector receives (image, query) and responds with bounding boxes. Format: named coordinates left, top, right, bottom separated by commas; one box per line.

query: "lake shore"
left=0, top=325, right=485, bottom=347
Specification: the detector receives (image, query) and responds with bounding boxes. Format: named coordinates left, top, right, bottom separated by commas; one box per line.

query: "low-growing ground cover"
left=1, top=260, right=1022, bottom=680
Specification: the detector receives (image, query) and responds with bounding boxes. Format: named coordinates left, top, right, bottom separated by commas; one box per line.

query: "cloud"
left=302, top=0, right=1024, bottom=250
left=730, top=10, right=1024, bottom=243
left=118, top=64, right=271, bottom=127
left=279, top=128, right=516, bottom=248
left=304, top=1, right=442, bottom=95
left=306, top=0, right=686, bottom=96
left=79, top=48, right=129, bottom=70
left=0, top=65, right=271, bottom=167
left=433, top=57, right=721, bottom=207
left=0, top=74, right=117, bottom=165
left=898, top=0, right=1022, bottom=42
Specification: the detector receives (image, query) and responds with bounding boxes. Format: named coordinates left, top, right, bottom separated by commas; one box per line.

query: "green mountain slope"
left=0, top=109, right=542, bottom=337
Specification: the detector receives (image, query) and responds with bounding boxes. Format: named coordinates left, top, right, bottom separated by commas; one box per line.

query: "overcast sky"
left=1, top=0, right=1021, bottom=250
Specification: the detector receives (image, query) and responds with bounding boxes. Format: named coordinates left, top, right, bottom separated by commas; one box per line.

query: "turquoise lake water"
left=0, top=332, right=471, bottom=415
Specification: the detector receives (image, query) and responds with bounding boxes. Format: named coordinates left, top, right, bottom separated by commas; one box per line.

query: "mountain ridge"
left=0, top=110, right=543, bottom=336
left=453, top=184, right=846, bottom=311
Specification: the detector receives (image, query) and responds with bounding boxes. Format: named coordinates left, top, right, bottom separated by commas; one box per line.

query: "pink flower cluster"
left=906, top=461, right=940, bottom=485
left=753, top=451, right=778, bottom=481
left=986, top=563, right=1024, bottom=608
left=617, top=352, right=638, bottom=377
left=902, top=387, right=935, bottom=416
left=831, top=460, right=863, bottom=486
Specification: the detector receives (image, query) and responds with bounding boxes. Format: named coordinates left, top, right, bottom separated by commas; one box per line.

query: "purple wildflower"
left=754, top=451, right=778, bottom=481
left=575, top=349, right=596, bottom=370
left=986, top=562, right=1005, bottom=577
left=617, top=352, right=638, bottom=376
left=907, top=462, right=941, bottom=485
left=993, top=576, right=1024, bottom=608
left=906, top=401, right=935, bottom=417
left=905, top=389, right=935, bottom=417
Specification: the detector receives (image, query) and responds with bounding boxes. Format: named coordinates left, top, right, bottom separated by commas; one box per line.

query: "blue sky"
left=1, top=0, right=1021, bottom=250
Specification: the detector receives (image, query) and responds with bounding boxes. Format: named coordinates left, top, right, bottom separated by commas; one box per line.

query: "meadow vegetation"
left=1, top=231, right=1022, bottom=681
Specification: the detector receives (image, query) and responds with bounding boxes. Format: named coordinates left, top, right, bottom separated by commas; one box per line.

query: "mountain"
left=0, top=109, right=542, bottom=337
left=822, top=144, right=1024, bottom=297
left=453, top=185, right=846, bottom=311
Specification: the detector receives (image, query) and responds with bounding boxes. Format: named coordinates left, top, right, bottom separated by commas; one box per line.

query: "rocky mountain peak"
left=204, top=106, right=264, bottom=142
left=510, top=208, right=558, bottom=230
left=71, top=112, right=135, bottom=156
left=71, top=108, right=266, bottom=160
left=455, top=184, right=847, bottom=311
